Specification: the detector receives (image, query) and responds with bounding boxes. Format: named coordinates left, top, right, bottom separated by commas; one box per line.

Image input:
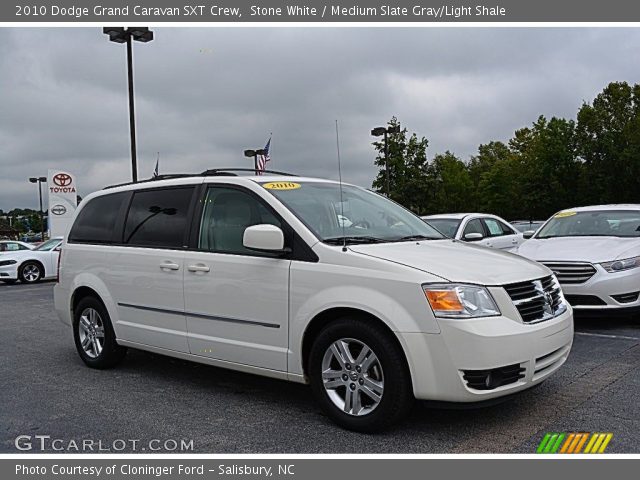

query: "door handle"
left=188, top=263, right=210, bottom=273
left=159, top=261, right=180, bottom=271
left=511, top=239, right=519, bottom=244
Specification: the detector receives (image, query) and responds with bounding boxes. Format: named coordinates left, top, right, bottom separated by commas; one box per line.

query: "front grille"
left=611, top=291, right=640, bottom=304
left=462, top=363, right=525, bottom=390
left=540, top=262, right=597, bottom=285
left=564, top=294, right=607, bottom=306
left=503, top=275, right=566, bottom=323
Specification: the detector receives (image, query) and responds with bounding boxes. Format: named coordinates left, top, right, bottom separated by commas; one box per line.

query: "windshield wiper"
left=323, top=236, right=388, bottom=245
left=393, top=234, right=442, bottom=242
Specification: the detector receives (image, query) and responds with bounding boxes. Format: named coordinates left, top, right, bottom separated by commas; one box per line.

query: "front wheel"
left=309, top=317, right=414, bottom=432
left=73, top=296, right=127, bottom=369
left=19, top=262, right=42, bottom=283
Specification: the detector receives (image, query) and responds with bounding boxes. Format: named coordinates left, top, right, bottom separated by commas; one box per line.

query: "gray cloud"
left=1, top=27, right=639, bottom=210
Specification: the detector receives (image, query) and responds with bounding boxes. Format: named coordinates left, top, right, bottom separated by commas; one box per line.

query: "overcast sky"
left=1, top=27, right=639, bottom=210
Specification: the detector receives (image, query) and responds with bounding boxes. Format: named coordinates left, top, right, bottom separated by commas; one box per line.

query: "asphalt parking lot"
left=1, top=281, right=639, bottom=453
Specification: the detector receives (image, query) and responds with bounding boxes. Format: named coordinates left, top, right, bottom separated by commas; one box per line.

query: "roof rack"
left=104, top=168, right=297, bottom=190
left=200, top=168, right=297, bottom=177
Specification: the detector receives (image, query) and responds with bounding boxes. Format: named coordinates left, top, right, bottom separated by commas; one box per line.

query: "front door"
left=184, top=186, right=290, bottom=371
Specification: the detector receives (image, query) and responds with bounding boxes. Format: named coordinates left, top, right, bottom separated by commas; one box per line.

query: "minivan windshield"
left=536, top=210, right=640, bottom=239
left=262, top=181, right=444, bottom=244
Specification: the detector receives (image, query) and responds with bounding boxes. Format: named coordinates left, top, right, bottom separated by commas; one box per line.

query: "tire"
left=19, top=262, right=42, bottom=283
left=309, top=316, right=414, bottom=432
left=1, top=279, right=17, bottom=285
left=73, top=296, right=127, bottom=369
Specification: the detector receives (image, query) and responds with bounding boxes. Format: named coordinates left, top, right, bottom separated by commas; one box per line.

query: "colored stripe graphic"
left=537, top=432, right=612, bottom=454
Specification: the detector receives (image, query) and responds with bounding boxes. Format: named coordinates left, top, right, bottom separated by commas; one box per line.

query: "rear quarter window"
left=68, top=192, right=128, bottom=244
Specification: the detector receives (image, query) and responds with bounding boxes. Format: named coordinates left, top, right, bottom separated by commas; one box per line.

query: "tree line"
left=372, top=81, right=640, bottom=220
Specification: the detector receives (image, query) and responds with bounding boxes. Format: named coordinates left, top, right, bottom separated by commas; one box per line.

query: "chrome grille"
left=503, top=275, right=566, bottom=324
left=540, top=262, right=596, bottom=285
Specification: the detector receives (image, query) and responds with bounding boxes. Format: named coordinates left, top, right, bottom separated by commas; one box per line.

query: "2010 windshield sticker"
left=262, top=182, right=301, bottom=190
left=554, top=211, right=577, bottom=218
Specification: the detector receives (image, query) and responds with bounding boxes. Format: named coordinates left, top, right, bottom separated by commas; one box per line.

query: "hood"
left=349, top=239, right=549, bottom=286
left=516, top=236, right=640, bottom=263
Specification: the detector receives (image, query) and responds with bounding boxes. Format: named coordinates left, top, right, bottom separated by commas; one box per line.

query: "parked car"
left=511, top=220, right=545, bottom=234
left=55, top=171, right=573, bottom=432
left=0, top=240, right=35, bottom=253
left=515, top=205, right=640, bottom=313
left=422, top=213, right=525, bottom=251
left=0, top=237, right=62, bottom=284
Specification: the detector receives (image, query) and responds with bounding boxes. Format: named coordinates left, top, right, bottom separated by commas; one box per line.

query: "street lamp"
left=244, top=149, right=267, bottom=175
left=103, top=27, right=154, bottom=183
left=28, top=176, right=47, bottom=241
left=371, top=124, right=401, bottom=196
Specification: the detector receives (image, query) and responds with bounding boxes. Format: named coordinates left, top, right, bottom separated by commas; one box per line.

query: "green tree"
left=576, top=81, right=640, bottom=204
left=430, top=151, right=474, bottom=213
left=372, top=117, right=432, bottom=214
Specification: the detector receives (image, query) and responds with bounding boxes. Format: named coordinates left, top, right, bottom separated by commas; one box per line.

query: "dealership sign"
left=47, top=169, right=77, bottom=237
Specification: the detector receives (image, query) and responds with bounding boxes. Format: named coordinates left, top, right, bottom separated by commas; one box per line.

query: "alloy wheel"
left=78, top=307, right=105, bottom=359
left=321, top=338, right=384, bottom=416
left=22, top=264, right=41, bottom=282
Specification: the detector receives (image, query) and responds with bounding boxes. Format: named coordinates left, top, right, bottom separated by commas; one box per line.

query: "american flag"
left=256, top=137, right=271, bottom=175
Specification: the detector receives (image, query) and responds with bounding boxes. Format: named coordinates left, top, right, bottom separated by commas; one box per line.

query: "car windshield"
left=536, top=210, right=640, bottom=238
left=423, top=218, right=461, bottom=238
left=262, top=181, right=444, bottom=244
left=35, top=238, right=61, bottom=251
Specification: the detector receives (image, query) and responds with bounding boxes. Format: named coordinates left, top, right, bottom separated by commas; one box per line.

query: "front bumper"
left=0, top=262, right=19, bottom=280
left=397, top=307, right=573, bottom=402
left=562, top=265, right=640, bottom=311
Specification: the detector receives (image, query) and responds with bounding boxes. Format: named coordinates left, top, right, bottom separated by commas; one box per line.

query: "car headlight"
left=423, top=284, right=501, bottom=319
left=0, top=259, right=17, bottom=267
left=600, top=256, right=640, bottom=273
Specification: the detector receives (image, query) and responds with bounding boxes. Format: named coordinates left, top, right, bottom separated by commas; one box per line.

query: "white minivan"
left=55, top=170, right=574, bottom=431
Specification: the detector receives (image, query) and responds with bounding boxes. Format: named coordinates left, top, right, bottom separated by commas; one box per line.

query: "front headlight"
left=0, top=259, right=17, bottom=267
left=423, top=284, right=501, bottom=319
left=600, top=256, right=640, bottom=273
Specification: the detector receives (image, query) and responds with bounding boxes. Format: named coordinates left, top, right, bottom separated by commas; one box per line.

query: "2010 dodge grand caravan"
left=55, top=170, right=574, bottom=431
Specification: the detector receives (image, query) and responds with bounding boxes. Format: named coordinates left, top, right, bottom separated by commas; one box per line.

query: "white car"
left=422, top=213, right=525, bottom=251
left=55, top=172, right=573, bottom=432
left=0, top=237, right=62, bottom=284
left=515, top=205, right=640, bottom=314
left=0, top=240, right=35, bottom=253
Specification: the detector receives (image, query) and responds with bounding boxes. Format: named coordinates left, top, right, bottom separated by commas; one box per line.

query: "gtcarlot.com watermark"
left=14, top=435, right=194, bottom=452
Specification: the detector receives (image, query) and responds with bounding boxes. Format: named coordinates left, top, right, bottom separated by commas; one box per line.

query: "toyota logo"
left=53, top=173, right=72, bottom=187
left=51, top=204, right=67, bottom=216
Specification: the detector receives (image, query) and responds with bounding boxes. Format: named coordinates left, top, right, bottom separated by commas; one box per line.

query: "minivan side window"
left=124, top=187, right=194, bottom=248
left=68, top=192, right=128, bottom=244
left=198, top=187, right=282, bottom=256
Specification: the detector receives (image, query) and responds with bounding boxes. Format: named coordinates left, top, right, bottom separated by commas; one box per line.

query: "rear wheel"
left=73, top=296, right=127, bottom=369
left=19, top=262, right=42, bottom=283
left=309, top=317, right=413, bottom=432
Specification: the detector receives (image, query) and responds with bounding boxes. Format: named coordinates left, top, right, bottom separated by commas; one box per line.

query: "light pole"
left=103, top=27, right=154, bottom=183
left=371, top=124, right=401, bottom=197
left=244, top=149, right=267, bottom=175
left=28, top=176, right=47, bottom=241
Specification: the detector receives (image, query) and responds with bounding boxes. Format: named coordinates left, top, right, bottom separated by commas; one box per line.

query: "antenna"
left=335, top=120, right=347, bottom=252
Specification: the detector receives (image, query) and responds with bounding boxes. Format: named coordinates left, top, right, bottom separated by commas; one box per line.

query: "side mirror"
left=522, top=230, right=535, bottom=239
left=243, top=224, right=286, bottom=252
left=464, top=232, right=484, bottom=242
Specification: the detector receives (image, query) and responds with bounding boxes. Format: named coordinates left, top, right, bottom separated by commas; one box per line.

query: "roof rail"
left=201, top=168, right=297, bottom=177
left=103, top=168, right=297, bottom=190
left=103, top=174, right=195, bottom=190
